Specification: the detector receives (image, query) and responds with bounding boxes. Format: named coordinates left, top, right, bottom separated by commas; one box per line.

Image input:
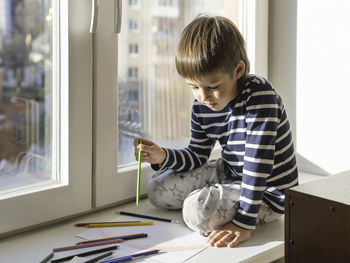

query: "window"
left=0, top=0, right=268, bottom=233
left=129, top=44, right=138, bottom=55
left=0, top=0, right=55, bottom=194
left=128, top=67, right=138, bottom=80
left=93, top=0, right=268, bottom=207
left=297, top=0, right=350, bottom=175
left=129, top=0, right=139, bottom=8
left=129, top=19, right=138, bottom=32
left=117, top=0, right=249, bottom=167
left=0, top=0, right=92, bottom=235
left=158, top=0, right=177, bottom=7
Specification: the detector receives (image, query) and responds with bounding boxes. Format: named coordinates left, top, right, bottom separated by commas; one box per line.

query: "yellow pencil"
left=88, top=222, right=153, bottom=227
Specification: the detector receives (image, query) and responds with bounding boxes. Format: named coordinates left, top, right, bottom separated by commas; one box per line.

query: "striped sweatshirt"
left=152, top=74, right=298, bottom=230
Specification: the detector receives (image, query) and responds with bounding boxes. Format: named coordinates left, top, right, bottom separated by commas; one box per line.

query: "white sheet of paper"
left=69, top=256, right=85, bottom=263
left=75, top=215, right=208, bottom=263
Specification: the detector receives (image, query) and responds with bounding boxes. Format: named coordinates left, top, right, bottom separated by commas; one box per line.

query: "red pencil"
left=53, top=239, right=123, bottom=252
left=75, top=221, right=140, bottom=227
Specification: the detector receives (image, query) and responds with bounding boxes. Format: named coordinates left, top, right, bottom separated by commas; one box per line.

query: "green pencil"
left=136, top=139, right=142, bottom=206
left=39, top=252, right=54, bottom=263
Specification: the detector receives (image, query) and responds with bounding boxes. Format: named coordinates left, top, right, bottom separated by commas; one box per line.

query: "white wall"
left=268, top=0, right=325, bottom=175
left=268, top=0, right=297, bottom=140
left=268, top=0, right=350, bottom=176
left=297, top=0, right=350, bottom=175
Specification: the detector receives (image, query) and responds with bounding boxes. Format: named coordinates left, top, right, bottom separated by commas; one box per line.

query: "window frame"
left=93, top=0, right=269, bottom=207
left=0, top=0, right=270, bottom=235
left=0, top=0, right=93, bottom=236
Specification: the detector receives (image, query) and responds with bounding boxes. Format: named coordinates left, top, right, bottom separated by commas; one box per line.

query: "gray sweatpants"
left=148, top=159, right=282, bottom=235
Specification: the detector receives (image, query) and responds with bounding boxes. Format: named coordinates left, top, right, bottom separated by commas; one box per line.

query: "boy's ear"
left=234, top=61, right=245, bottom=79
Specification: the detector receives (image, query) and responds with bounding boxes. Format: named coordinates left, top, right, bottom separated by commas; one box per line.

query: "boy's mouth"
left=206, top=103, right=216, bottom=108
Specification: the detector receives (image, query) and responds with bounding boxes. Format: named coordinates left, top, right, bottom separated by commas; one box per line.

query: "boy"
left=134, top=15, right=298, bottom=248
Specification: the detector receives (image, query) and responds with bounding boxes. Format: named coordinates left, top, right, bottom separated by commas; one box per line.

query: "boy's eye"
left=208, top=86, right=219, bottom=90
left=189, top=85, right=218, bottom=90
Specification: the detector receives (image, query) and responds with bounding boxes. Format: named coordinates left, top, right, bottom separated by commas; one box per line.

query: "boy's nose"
left=199, top=88, right=209, bottom=101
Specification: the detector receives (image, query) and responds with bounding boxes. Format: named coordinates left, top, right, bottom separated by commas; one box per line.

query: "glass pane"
left=0, top=0, right=55, bottom=193
left=118, top=0, right=241, bottom=166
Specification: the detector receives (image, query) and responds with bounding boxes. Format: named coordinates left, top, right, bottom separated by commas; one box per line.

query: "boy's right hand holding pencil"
left=134, top=138, right=166, bottom=165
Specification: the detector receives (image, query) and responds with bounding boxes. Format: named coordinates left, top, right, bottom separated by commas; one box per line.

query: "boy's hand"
left=134, top=138, right=166, bottom=165
left=207, top=223, right=252, bottom=248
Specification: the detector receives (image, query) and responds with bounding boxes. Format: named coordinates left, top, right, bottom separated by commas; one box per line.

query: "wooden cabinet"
left=285, top=172, right=350, bottom=263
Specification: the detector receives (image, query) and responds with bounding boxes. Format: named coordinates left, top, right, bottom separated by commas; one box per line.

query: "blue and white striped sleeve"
left=232, top=86, right=281, bottom=230
left=151, top=109, right=215, bottom=172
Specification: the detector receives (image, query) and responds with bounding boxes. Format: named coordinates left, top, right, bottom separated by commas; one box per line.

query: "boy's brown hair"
left=175, top=15, right=250, bottom=88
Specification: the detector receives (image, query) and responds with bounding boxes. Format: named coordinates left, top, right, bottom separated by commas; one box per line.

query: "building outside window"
left=0, top=0, right=54, bottom=192
left=0, top=0, right=92, bottom=235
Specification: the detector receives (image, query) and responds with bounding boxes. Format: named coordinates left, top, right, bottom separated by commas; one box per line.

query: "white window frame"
left=0, top=0, right=92, bottom=236
left=0, top=0, right=270, bottom=234
left=93, top=0, right=269, bottom=207
left=92, top=0, right=154, bottom=207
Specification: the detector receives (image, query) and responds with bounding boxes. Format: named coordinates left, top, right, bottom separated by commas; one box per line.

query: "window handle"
left=89, top=0, right=99, bottom=33
left=114, top=0, right=122, bottom=34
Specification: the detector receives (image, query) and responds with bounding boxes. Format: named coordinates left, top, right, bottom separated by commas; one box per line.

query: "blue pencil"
left=100, top=249, right=160, bottom=263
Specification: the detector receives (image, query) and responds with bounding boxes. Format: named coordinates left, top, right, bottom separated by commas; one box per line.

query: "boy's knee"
left=147, top=177, right=168, bottom=209
left=182, top=189, right=207, bottom=235
left=147, top=169, right=184, bottom=209
left=182, top=185, right=239, bottom=236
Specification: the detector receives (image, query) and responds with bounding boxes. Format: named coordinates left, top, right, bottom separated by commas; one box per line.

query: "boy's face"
left=185, top=70, right=240, bottom=111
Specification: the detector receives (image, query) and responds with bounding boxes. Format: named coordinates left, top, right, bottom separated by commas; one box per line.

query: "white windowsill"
left=0, top=172, right=323, bottom=263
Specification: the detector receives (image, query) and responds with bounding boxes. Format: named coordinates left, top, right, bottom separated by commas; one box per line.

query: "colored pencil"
left=88, top=221, right=153, bottom=227
left=136, top=139, right=142, bottom=206
left=100, top=249, right=160, bottom=263
left=50, top=245, right=118, bottom=263
left=53, top=239, right=123, bottom=252
left=83, top=251, right=114, bottom=263
left=39, top=252, right=54, bottom=263
left=118, top=210, right=179, bottom=223
left=75, top=221, right=140, bottom=227
left=76, top=233, right=148, bottom=245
